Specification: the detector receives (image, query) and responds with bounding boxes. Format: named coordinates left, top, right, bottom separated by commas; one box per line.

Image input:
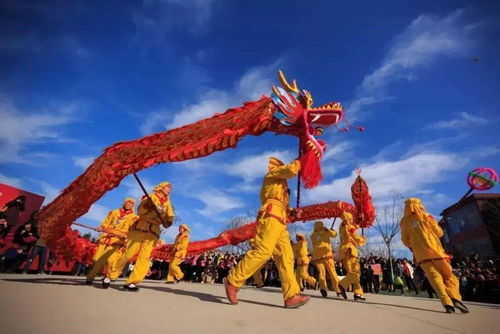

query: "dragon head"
left=271, top=70, right=345, bottom=188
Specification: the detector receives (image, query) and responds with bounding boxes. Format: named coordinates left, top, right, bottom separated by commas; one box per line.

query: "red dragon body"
left=37, top=71, right=375, bottom=263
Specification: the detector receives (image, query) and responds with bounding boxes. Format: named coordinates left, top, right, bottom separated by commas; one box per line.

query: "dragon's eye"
left=315, top=127, right=324, bottom=136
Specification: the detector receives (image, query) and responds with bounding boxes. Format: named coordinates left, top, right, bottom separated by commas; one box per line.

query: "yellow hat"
left=268, top=157, right=284, bottom=171
left=124, top=197, right=136, bottom=205
left=340, top=211, right=353, bottom=222
left=180, top=224, right=191, bottom=233
left=154, top=181, right=171, bottom=193
left=314, top=221, right=324, bottom=231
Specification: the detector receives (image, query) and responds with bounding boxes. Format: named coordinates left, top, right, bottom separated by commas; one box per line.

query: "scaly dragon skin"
left=37, top=71, right=364, bottom=261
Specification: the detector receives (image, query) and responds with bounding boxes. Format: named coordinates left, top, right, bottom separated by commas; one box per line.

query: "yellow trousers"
left=295, top=264, right=316, bottom=289
left=315, top=257, right=340, bottom=293
left=420, top=259, right=462, bottom=306
left=339, top=256, right=363, bottom=295
left=108, top=231, right=157, bottom=285
left=166, top=257, right=184, bottom=282
left=86, top=244, right=122, bottom=281
left=228, top=217, right=299, bottom=300
left=252, top=264, right=266, bottom=287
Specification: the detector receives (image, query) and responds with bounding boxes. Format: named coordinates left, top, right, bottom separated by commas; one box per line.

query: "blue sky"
left=1, top=1, right=499, bottom=255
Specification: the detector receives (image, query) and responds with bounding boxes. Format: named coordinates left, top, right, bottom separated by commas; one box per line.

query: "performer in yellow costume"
left=166, top=224, right=190, bottom=283
left=337, top=211, right=366, bottom=300
left=293, top=233, right=316, bottom=291
left=86, top=198, right=138, bottom=288
left=224, top=157, right=309, bottom=309
left=310, top=220, right=341, bottom=297
left=108, top=182, right=174, bottom=291
left=401, top=198, right=469, bottom=314
left=249, top=238, right=266, bottom=288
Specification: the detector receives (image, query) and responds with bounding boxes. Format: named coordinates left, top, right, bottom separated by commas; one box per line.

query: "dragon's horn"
left=278, top=70, right=300, bottom=94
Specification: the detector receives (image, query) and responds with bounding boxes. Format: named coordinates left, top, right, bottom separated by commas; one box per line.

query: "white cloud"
left=304, top=152, right=464, bottom=209
left=225, top=150, right=294, bottom=183
left=0, top=174, right=23, bottom=188
left=348, top=9, right=479, bottom=118
left=121, top=176, right=155, bottom=200
left=38, top=181, right=61, bottom=204
left=131, top=0, right=217, bottom=49
left=80, top=203, right=111, bottom=222
left=139, top=61, right=281, bottom=134
left=72, top=156, right=94, bottom=169
left=424, top=112, right=489, bottom=130
left=192, top=188, right=244, bottom=217
left=0, top=99, right=81, bottom=165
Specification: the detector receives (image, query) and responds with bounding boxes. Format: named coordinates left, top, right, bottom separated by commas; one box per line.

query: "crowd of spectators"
left=142, top=251, right=499, bottom=303
left=1, top=195, right=499, bottom=303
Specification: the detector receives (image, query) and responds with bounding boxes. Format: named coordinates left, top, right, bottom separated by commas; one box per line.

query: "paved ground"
left=0, top=274, right=499, bottom=334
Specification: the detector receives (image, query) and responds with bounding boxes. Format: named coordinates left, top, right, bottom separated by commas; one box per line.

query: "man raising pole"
left=107, top=181, right=174, bottom=291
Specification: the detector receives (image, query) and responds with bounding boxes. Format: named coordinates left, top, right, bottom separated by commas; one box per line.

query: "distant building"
left=440, top=193, right=500, bottom=257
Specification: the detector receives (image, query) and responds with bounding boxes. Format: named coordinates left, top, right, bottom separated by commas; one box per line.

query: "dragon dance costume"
left=249, top=238, right=266, bottom=288
left=310, top=221, right=341, bottom=297
left=224, top=157, right=310, bottom=309
left=108, top=182, right=174, bottom=290
left=293, top=233, right=316, bottom=290
left=86, top=198, right=138, bottom=284
left=166, top=224, right=190, bottom=283
left=338, top=211, right=366, bottom=300
left=401, top=198, right=469, bottom=314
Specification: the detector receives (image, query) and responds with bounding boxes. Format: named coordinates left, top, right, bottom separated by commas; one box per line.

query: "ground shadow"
left=2, top=277, right=87, bottom=287
left=140, top=284, right=284, bottom=309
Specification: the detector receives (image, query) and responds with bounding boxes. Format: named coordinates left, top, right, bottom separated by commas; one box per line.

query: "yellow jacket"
left=259, top=160, right=301, bottom=224
left=98, top=209, right=138, bottom=245
left=294, top=239, right=310, bottom=265
left=173, top=231, right=190, bottom=259
left=338, top=222, right=365, bottom=259
left=132, top=192, right=174, bottom=237
left=310, top=221, right=337, bottom=260
left=400, top=198, right=448, bottom=263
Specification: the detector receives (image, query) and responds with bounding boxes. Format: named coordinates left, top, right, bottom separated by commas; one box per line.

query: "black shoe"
left=338, top=285, right=348, bottom=300
left=102, top=277, right=111, bottom=289
left=123, top=284, right=139, bottom=291
left=354, top=294, right=366, bottom=301
left=444, top=305, right=455, bottom=314
left=165, top=281, right=175, bottom=284
left=85, top=280, right=93, bottom=286
left=452, top=299, right=469, bottom=314
left=320, top=289, right=328, bottom=297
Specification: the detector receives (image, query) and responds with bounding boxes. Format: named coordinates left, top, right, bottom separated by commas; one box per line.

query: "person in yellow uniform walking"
left=310, top=220, right=341, bottom=298
left=166, top=224, right=190, bottom=283
left=249, top=238, right=266, bottom=288
left=293, top=233, right=316, bottom=291
left=337, top=211, right=366, bottom=301
left=401, top=198, right=469, bottom=314
left=224, top=157, right=309, bottom=309
left=86, top=198, right=138, bottom=288
left=108, top=181, right=174, bottom=291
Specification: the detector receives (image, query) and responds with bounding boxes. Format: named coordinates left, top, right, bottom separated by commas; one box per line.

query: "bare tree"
left=219, top=216, right=253, bottom=254
left=373, top=190, right=403, bottom=278
left=160, top=211, right=183, bottom=241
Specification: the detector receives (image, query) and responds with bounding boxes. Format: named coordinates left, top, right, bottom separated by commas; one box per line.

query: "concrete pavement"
left=0, top=274, right=498, bottom=334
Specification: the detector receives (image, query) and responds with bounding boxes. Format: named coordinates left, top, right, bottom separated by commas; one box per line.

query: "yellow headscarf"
left=340, top=211, right=353, bottom=223
left=180, top=224, right=191, bottom=233
left=402, top=198, right=432, bottom=228
left=314, top=221, right=324, bottom=231
left=123, top=197, right=136, bottom=212
left=268, top=157, right=284, bottom=171
left=154, top=181, right=171, bottom=193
